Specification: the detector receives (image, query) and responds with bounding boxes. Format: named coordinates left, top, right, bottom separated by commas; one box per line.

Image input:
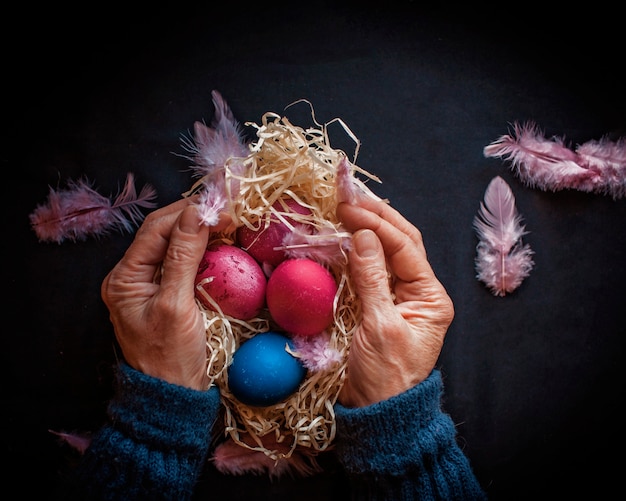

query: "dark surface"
left=6, top=4, right=625, bottom=499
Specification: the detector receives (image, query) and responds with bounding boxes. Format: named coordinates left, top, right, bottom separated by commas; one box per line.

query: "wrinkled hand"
left=336, top=197, right=454, bottom=407
left=101, top=198, right=230, bottom=390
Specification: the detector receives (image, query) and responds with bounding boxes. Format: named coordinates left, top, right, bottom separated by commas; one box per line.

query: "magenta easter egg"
left=237, top=197, right=311, bottom=268
left=266, top=258, right=337, bottom=336
left=228, top=331, right=307, bottom=407
left=195, top=243, right=267, bottom=320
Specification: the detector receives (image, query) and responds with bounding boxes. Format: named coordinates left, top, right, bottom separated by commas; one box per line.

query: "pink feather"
left=182, top=90, right=249, bottom=178
left=196, top=183, right=227, bottom=227
left=212, top=435, right=322, bottom=479
left=29, top=172, right=157, bottom=243
left=473, top=176, right=534, bottom=297
left=180, top=90, right=250, bottom=225
left=49, top=429, right=92, bottom=454
left=280, top=225, right=352, bottom=266
left=575, top=136, right=626, bottom=199
left=292, top=332, right=343, bottom=372
left=484, top=121, right=626, bottom=199
left=336, top=156, right=360, bottom=204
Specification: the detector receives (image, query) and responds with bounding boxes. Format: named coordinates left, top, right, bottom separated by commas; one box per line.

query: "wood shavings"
left=193, top=105, right=378, bottom=462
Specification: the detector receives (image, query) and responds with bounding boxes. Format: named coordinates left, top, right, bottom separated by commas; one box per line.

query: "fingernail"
left=354, top=229, right=380, bottom=258
left=179, top=205, right=202, bottom=234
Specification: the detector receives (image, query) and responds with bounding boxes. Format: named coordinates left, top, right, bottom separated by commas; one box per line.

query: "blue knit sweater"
left=334, top=371, right=486, bottom=500
left=66, top=364, right=486, bottom=500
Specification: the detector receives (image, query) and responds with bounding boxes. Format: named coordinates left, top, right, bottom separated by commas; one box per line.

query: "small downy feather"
left=180, top=90, right=250, bottom=225
left=292, top=332, right=343, bottom=372
left=280, top=225, right=352, bottom=266
left=29, top=172, right=157, bottom=243
left=196, top=183, right=227, bottom=227
left=484, top=121, right=626, bottom=199
left=181, top=90, right=249, bottom=178
left=335, top=156, right=360, bottom=204
left=473, top=176, right=534, bottom=296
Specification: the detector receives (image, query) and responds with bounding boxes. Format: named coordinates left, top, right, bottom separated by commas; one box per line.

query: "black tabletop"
left=7, top=4, right=625, bottom=499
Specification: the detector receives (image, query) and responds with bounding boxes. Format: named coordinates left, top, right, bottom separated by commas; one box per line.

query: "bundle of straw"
left=185, top=95, right=381, bottom=469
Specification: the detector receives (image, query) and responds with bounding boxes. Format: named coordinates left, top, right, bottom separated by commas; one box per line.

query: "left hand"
left=101, top=198, right=231, bottom=390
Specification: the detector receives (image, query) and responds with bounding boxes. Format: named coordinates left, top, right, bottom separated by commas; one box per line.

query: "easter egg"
left=266, top=258, right=337, bottom=336
left=194, top=243, right=267, bottom=320
left=237, top=197, right=311, bottom=268
left=228, top=331, right=307, bottom=407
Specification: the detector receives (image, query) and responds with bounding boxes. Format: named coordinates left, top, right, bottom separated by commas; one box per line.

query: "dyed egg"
left=228, top=331, right=307, bottom=407
left=194, top=243, right=267, bottom=320
left=237, top=197, right=311, bottom=268
left=266, top=258, right=337, bottom=337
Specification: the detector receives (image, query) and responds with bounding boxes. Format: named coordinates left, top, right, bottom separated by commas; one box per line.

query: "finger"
left=158, top=204, right=210, bottom=297
left=102, top=198, right=198, bottom=301
left=342, top=196, right=418, bottom=240
left=108, top=198, right=231, bottom=288
left=338, top=201, right=434, bottom=283
left=113, top=209, right=182, bottom=285
left=348, top=229, right=397, bottom=316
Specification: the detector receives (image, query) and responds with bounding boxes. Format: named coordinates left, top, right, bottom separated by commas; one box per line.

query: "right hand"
left=336, top=197, right=454, bottom=407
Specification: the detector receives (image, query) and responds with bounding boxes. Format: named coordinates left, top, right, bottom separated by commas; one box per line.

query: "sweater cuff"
left=334, top=369, right=455, bottom=475
left=108, top=362, right=221, bottom=453
left=70, top=363, right=222, bottom=500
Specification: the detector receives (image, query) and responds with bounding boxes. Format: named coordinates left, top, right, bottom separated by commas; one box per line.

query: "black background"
left=6, top=3, right=625, bottom=499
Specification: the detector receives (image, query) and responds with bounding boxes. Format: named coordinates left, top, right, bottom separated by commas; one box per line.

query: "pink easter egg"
left=195, top=243, right=267, bottom=320
left=237, top=197, right=311, bottom=268
left=266, top=258, right=337, bottom=336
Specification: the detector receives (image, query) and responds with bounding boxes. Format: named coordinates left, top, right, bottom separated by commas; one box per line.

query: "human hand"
left=101, top=198, right=231, bottom=390
left=336, top=197, right=454, bottom=407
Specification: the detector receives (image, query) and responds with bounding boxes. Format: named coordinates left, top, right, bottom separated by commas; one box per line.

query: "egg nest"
left=189, top=107, right=381, bottom=464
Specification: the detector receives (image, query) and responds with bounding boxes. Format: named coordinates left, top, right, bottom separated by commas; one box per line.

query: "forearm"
left=334, top=370, right=486, bottom=501
left=66, top=363, right=221, bottom=501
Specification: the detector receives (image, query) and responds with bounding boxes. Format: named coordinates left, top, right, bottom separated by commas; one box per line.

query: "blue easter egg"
left=228, top=331, right=307, bottom=407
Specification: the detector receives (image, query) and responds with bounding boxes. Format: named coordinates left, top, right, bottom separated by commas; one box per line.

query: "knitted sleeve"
left=66, top=363, right=221, bottom=501
left=334, top=370, right=487, bottom=501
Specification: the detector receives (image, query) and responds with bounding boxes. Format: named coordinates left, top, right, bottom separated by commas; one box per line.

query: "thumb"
left=159, top=205, right=210, bottom=293
left=349, top=229, right=395, bottom=311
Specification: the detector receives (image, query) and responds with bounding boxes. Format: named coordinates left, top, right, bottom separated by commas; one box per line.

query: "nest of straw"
left=193, top=108, right=379, bottom=462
